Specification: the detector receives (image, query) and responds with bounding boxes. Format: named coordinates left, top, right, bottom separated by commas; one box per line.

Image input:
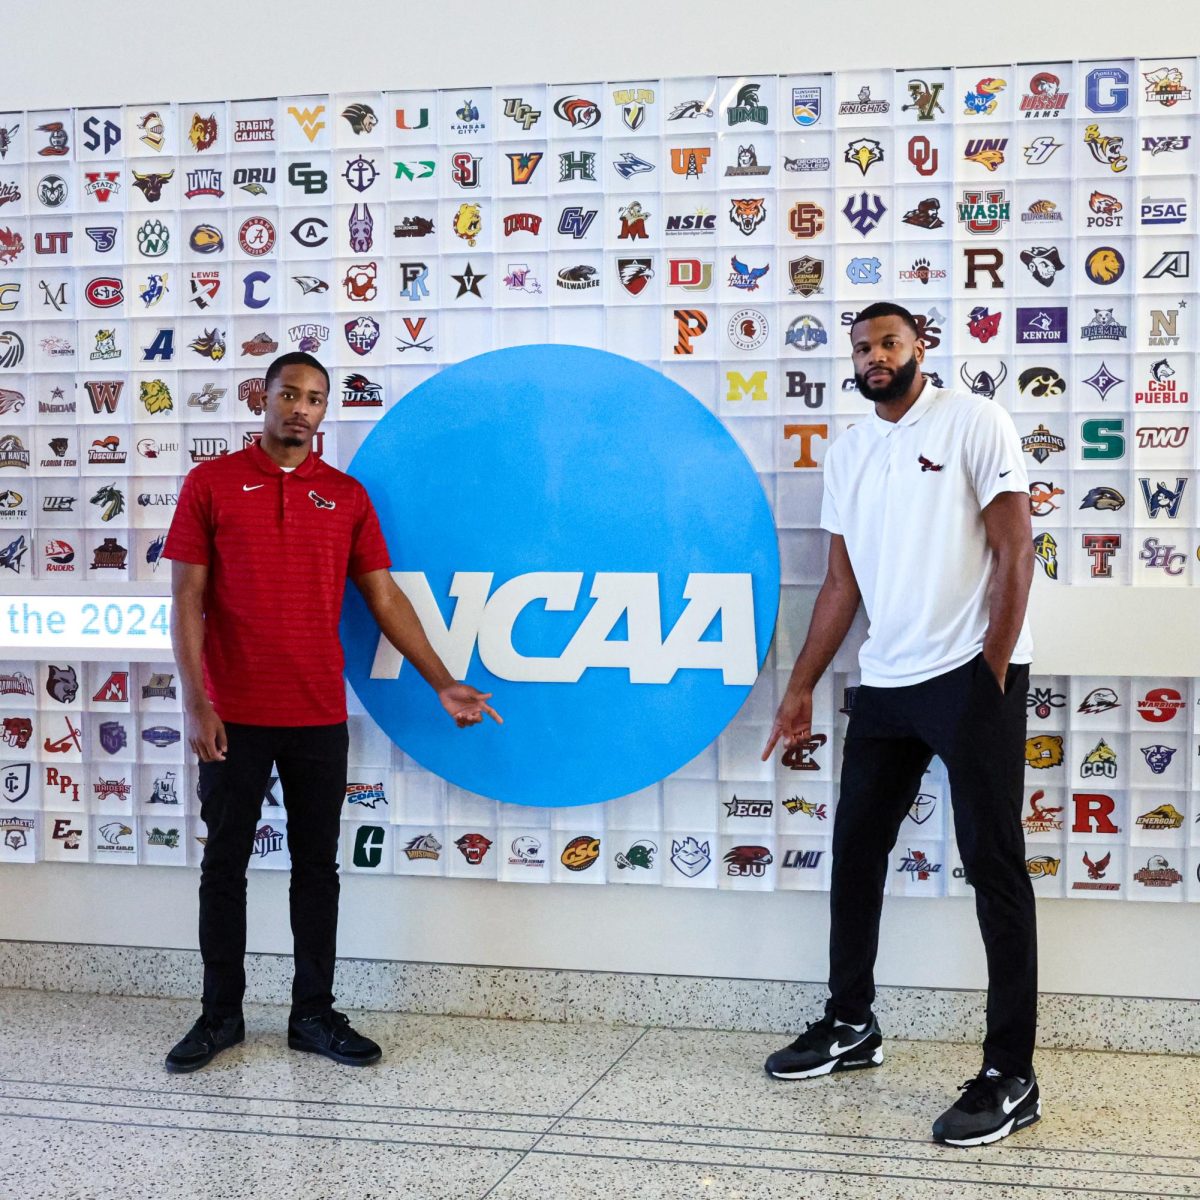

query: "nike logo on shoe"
left=1002, top=1081, right=1036, bottom=1114
left=242, top=484, right=265, bottom=491
left=828, top=1034, right=871, bottom=1056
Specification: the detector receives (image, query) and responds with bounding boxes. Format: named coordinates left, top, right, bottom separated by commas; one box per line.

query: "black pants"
left=198, top=722, right=348, bottom=1021
left=827, top=654, right=1037, bottom=1078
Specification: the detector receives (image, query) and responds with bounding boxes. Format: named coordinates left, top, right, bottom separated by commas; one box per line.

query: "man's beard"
left=854, top=353, right=920, bottom=403
left=280, top=433, right=304, bottom=447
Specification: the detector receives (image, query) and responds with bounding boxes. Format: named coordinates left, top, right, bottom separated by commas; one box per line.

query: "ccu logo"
left=341, top=345, right=779, bottom=807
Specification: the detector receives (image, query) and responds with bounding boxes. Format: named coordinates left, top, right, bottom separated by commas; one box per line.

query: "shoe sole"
left=164, top=1034, right=244, bottom=1074
left=938, top=1099, right=1042, bottom=1147
left=287, top=1036, right=382, bottom=1066
left=767, top=1045, right=883, bottom=1080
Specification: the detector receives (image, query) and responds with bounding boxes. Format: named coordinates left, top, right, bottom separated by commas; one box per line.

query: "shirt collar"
left=870, top=377, right=939, bottom=437
left=248, top=439, right=320, bottom=478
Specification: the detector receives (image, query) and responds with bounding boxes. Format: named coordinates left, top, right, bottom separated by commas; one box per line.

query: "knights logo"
left=1031, top=531, right=1058, bottom=579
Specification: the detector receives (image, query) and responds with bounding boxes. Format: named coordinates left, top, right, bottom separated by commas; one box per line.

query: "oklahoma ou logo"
left=369, top=571, right=758, bottom=685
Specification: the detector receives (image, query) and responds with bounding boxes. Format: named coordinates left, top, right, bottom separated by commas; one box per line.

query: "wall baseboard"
left=0, top=940, right=1193, bottom=1056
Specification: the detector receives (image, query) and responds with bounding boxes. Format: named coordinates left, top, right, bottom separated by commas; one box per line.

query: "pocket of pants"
left=973, top=652, right=1007, bottom=699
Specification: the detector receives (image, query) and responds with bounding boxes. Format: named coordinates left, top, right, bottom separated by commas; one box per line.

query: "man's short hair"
left=264, top=351, right=330, bottom=393
left=850, top=302, right=920, bottom=337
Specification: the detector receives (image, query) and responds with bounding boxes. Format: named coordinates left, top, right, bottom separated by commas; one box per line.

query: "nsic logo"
left=341, top=346, right=779, bottom=807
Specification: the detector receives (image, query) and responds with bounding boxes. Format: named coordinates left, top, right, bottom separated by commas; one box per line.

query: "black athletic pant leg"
left=826, top=685, right=933, bottom=1025
left=276, top=722, right=349, bottom=1020
left=197, top=723, right=278, bottom=1020
left=923, top=657, right=1037, bottom=1078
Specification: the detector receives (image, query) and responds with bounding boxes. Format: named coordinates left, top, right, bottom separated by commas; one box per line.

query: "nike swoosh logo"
left=1002, top=1081, right=1035, bottom=1114
left=242, top=484, right=264, bottom=491
left=829, top=1034, right=871, bottom=1056
left=999, top=469, right=1012, bottom=477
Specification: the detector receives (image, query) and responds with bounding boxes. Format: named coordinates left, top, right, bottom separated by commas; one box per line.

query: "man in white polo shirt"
left=762, top=302, right=1038, bottom=1147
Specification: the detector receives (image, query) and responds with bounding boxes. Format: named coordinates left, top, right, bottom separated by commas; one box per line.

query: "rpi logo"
left=341, top=345, right=779, bottom=807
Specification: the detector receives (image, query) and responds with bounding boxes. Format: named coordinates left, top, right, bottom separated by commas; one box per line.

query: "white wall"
left=2, top=0, right=1199, bottom=1002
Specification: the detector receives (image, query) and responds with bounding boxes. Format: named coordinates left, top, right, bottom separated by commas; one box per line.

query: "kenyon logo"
left=341, top=345, right=779, bottom=807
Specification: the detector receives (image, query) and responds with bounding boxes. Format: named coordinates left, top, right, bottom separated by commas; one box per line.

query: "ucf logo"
left=1024, top=734, right=1064, bottom=769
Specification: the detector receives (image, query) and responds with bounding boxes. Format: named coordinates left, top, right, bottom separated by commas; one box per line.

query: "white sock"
left=834, top=1018, right=868, bottom=1033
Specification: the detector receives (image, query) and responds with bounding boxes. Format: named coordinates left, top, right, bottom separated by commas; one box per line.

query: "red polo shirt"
left=164, top=442, right=391, bottom=726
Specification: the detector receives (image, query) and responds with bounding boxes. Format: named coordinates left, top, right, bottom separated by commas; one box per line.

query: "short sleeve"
left=162, top=469, right=212, bottom=565
left=963, top=401, right=1029, bottom=510
left=819, top=448, right=842, bottom=535
left=348, top=486, right=392, bottom=577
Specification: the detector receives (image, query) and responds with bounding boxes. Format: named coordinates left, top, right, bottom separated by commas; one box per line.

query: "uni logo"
left=341, top=345, right=779, bottom=807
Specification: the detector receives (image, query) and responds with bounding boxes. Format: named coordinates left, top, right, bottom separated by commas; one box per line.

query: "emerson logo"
left=341, top=345, right=779, bottom=807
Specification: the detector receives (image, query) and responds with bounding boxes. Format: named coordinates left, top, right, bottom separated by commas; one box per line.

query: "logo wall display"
left=902, top=197, right=943, bottom=229
left=1084, top=247, right=1124, bottom=285
left=553, top=97, right=600, bottom=128
left=727, top=83, right=767, bottom=126
left=963, top=77, right=1006, bottom=115
left=1016, top=307, right=1067, bottom=344
left=289, top=216, right=327, bottom=250
left=238, top=216, right=276, bottom=256
left=784, top=314, right=827, bottom=352
left=839, top=86, right=888, bottom=116
left=341, top=103, right=378, bottom=135
left=792, top=87, right=821, bottom=126
left=727, top=308, right=768, bottom=350
left=37, top=175, right=67, bottom=207
left=964, top=138, right=1006, bottom=171
left=907, top=135, right=938, bottom=176
left=1082, top=124, right=1127, bottom=172
left=903, top=79, right=945, bottom=121
left=341, top=346, right=777, bottom=807
left=843, top=192, right=885, bottom=236
left=788, top=256, right=823, bottom=296
left=1027, top=683, right=1066, bottom=723
left=1019, top=71, right=1068, bottom=117
left=843, top=138, right=883, bottom=176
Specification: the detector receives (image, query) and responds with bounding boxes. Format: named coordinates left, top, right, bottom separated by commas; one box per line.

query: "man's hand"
left=439, top=684, right=503, bottom=729
left=762, top=686, right=813, bottom=760
left=983, top=652, right=1008, bottom=694
left=186, top=700, right=227, bottom=763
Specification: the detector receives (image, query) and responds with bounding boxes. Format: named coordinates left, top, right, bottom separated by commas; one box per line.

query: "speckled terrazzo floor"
left=0, top=989, right=1196, bottom=1200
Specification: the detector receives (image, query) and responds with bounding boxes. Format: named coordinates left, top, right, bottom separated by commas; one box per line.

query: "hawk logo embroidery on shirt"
left=308, top=490, right=335, bottom=510
left=918, top=455, right=943, bottom=472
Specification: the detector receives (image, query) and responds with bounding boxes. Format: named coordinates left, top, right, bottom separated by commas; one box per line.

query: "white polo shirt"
left=820, top=381, right=1034, bottom=687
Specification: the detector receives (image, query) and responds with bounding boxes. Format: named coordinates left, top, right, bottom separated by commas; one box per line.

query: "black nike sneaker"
left=932, top=1066, right=1041, bottom=1146
left=764, top=1013, right=883, bottom=1079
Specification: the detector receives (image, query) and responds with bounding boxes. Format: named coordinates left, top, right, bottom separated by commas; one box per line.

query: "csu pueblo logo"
left=341, top=345, right=779, bottom=807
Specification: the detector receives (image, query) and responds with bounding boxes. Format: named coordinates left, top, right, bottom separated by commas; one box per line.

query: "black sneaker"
left=932, top=1067, right=1041, bottom=1146
left=287, top=1010, right=382, bottom=1066
left=764, top=1013, right=883, bottom=1079
left=164, top=1014, right=245, bottom=1074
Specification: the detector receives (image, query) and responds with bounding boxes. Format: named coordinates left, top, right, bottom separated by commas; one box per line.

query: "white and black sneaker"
left=932, top=1066, right=1041, bottom=1146
left=764, top=1013, right=883, bottom=1079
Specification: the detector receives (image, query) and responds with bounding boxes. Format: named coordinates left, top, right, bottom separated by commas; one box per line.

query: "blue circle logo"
left=341, top=345, right=779, bottom=807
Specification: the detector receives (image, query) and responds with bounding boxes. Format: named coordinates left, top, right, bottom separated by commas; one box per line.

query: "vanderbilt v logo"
left=84, top=380, right=123, bottom=414
left=287, top=105, right=326, bottom=143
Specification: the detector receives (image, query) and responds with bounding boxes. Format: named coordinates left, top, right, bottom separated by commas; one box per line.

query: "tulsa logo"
left=341, top=346, right=779, bottom=808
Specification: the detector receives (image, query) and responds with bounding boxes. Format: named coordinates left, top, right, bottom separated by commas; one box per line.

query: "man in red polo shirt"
left=162, top=351, right=500, bottom=1074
